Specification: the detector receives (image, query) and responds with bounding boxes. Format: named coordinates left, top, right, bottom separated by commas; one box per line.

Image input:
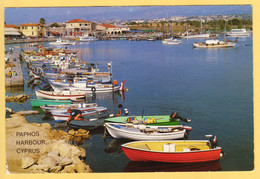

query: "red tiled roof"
left=66, top=19, right=89, bottom=23
left=101, top=24, right=117, bottom=28
left=20, top=23, right=43, bottom=27
left=5, top=24, right=19, bottom=28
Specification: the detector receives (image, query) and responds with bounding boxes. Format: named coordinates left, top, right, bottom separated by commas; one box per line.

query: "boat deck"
left=127, top=141, right=212, bottom=152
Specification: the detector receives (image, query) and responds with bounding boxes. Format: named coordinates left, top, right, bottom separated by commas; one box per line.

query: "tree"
left=50, top=22, right=61, bottom=28
left=40, top=17, right=45, bottom=25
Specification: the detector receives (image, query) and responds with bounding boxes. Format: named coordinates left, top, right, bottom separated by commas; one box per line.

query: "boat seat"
left=163, top=143, right=175, bottom=152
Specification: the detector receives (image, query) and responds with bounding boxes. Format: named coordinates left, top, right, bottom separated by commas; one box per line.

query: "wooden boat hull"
left=105, top=123, right=186, bottom=140
left=68, top=118, right=104, bottom=130
left=40, top=103, right=98, bottom=113
left=36, top=90, right=86, bottom=100
left=30, top=99, right=72, bottom=107
left=122, top=140, right=222, bottom=163
left=53, top=106, right=107, bottom=122
left=193, top=42, right=236, bottom=48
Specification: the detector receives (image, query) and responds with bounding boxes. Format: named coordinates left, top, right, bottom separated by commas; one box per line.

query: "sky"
left=4, top=5, right=252, bottom=25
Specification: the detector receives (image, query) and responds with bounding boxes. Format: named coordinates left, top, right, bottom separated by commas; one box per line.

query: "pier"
left=5, top=50, right=24, bottom=87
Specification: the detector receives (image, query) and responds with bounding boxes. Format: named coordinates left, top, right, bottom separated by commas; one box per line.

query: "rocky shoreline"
left=6, top=108, right=92, bottom=173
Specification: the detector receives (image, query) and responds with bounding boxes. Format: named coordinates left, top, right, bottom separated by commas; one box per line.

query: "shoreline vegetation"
left=5, top=108, right=92, bottom=173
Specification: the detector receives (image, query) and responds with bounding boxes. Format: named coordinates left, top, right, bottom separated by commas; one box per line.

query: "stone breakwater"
left=6, top=109, right=92, bottom=173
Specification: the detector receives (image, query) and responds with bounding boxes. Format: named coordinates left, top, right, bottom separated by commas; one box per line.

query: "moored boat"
left=49, top=38, right=76, bottom=46
left=105, top=122, right=190, bottom=140
left=226, top=29, right=252, bottom=37
left=121, top=135, right=222, bottom=163
left=193, top=39, right=236, bottom=48
left=162, top=38, right=182, bottom=45
left=40, top=102, right=98, bottom=113
left=35, top=90, right=86, bottom=100
left=52, top=106, right=107, bottom=122
left=30, top=99, right=72, bottom=107
left=104, top=112, right=191, bottom=125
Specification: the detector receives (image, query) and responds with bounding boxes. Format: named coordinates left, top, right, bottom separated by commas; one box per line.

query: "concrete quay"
left=5, top=50, right=24, bottom=87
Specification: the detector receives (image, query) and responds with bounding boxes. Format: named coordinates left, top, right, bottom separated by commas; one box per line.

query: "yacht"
left=226, top=29, right=252, bottom=37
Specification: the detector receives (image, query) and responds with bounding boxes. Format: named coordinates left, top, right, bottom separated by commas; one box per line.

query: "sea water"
left=5, top=35, right=253, bottom=172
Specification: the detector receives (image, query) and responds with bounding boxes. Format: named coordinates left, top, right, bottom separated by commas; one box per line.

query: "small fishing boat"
left=121, top=135, right=222, bottom=163
left=105, top=122, right=190, bottom=140
left=52, top=106, right=107, bottom=122
left=68, top=118, right=105, bottom=130
left=162, top=38, right=182, bottom=45
left=35, top=90, right=86, bottom=100
left=193, top=39, right=236, bottom=48
left=79, top=34, right=99, bottom=41
left=50, top=80, right=125, bottom=94
left=49, top=38, right=76, bottom=46
left=104, top=112, right=191, bottom=125
left=30, top=99, right=72, bottom=107
left=40, top=102, right=98, bottom=113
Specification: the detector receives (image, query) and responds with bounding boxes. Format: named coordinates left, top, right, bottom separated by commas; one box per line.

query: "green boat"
left=30, top=99, right=72, bottom=107
left=104, top=112, right=191, bottom=126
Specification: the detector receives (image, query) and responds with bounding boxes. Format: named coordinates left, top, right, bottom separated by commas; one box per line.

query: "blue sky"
left=5, top=5, right=252, bottom=25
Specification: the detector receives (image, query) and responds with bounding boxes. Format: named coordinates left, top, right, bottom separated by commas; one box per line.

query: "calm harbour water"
left=5, top=35, right=253, bottom=172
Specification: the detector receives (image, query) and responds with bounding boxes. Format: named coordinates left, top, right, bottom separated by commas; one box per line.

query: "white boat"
left=226, top=29, right=251, bottom=37
left=40, top=102, right=98, bottom=113
left=181, top=33, right=210, bottom=39
left=193, top=39, right=236, bottom=48
left=105, top=122, right=188, bottom=140
left=49, top=80, right=125, bottom=94
left=52, top=106, right=107, bottom=122
left=49, top=39, right=76, bottom=46
left=35, top=90, right=86, bottom=100
left=162, top=37, right=182, bottom=45
left=79, top=34, right=98, bottom=41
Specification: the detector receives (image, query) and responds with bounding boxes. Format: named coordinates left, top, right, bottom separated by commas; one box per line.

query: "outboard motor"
left=205, top=135, right=218, bottom=148
left=124, top=109, right=129, bottom=116
left=170, top=112, right=192, bottom=123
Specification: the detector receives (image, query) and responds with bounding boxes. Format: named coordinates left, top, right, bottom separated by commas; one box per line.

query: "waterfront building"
left=19, top=23, right=44, bottom=37
left=4, top=25, right=22, bottom=40
left=96, top=24, right=130, bottom=35
left=65, top=19, right=96, bottom=36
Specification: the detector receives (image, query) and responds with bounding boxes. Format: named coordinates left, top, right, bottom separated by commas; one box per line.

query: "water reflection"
left=124, top=160, right=221, bottom=172
left=104, top=139, right=131, bottom=154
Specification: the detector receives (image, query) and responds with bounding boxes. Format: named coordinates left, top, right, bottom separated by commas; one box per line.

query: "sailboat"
left=180, top=20, right=210, bottom=39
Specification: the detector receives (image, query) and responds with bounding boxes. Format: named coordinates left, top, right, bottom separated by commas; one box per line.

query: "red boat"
left=121, top=136, right=222, bottom=163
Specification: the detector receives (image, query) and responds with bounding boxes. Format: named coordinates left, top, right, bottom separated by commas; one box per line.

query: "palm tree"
left=40, top=18, right=45, bottom=25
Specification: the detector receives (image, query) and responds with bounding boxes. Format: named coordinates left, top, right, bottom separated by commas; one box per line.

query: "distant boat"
left=226, top=29, right=252, bottom=37
left=121, top=135, right=222, bottom=163
left=79, top=34, right=98, bottom=41
left=162, top=37, right=182, bottom=45
left=49, top=38, right=76, bottom=46
left=193, top=39, right=236, bottom=48
left=181, top=33, right=210, bottom=39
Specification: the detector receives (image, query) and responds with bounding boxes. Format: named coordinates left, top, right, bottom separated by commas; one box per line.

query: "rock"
left=61, top=164, right=77, bottom=173
left=17, top=110, right=40, bottom=116
left=41, top=123, right=52, bottom=130
left=68, top=129, right=75, bottom=135
left=59, top=157, right=73, bottom=166
left=31, top=164, right=50, bottom=172
left=47, top=151, right=61, bottom=164
left=49, top=165, right=62, bottom=173
left=21, top=156, right=35, bottom=169
left=37, top=156, right=57, bottom=167
left=77, top=129, right=87, bottom=134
